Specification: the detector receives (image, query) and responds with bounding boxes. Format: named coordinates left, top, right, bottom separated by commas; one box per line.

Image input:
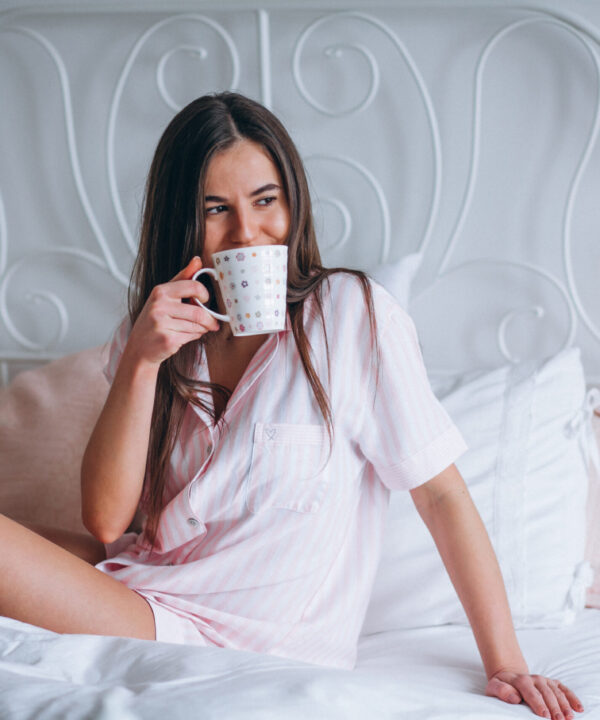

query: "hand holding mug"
left=125, top=257, right=220, bottom=368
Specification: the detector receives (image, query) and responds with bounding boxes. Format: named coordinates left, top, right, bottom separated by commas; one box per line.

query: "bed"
left=1, top=0, right=600, bottom=718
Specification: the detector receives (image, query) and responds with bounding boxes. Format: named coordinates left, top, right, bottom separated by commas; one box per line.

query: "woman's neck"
left=203, top=327, right=269, bottom=417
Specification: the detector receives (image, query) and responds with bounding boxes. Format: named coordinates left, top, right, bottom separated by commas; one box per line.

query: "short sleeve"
left=358, top=295, right=467, bottom=491
left=102, top=317, right=132, bottom=385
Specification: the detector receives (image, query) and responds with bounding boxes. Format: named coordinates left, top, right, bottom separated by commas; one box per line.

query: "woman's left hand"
left=486, top=670, right=584, bottom=719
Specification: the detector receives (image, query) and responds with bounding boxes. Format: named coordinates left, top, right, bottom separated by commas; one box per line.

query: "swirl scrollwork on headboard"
left=305, top=153, right=391, bottom=265
left=0, top=4, right=599, bottom=384
left=292, top=10, right=442, bottom=259
left=416, top=10, right=600, bottom=375
left=107, top=14, right=241, bottom=254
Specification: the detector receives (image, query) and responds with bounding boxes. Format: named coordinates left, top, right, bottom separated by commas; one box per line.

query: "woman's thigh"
left=0, top=514, right=155, bottom=640
left=20, top=520, right=107, bottom=565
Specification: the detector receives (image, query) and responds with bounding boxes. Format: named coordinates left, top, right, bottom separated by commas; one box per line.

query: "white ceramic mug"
left=192, top=244, right=288, bottom=336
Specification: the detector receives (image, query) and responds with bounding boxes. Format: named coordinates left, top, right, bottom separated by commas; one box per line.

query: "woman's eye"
left=206, top=205, right=227, bottom=215
left=255, top=196, right=276, bottom=207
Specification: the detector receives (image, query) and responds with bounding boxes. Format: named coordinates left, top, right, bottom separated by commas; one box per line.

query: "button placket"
left=222, top=333, right=280, bottom=420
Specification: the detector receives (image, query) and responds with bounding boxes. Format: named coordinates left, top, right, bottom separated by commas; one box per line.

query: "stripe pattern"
left=96, top=274, right=467, bottom=669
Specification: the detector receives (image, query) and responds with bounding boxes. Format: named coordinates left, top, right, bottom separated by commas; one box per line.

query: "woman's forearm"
left=81, top=349, right=159, bottom=544
left=81, top=260, right=217, bottom=544
left=410, top=465, right=527, bottom=679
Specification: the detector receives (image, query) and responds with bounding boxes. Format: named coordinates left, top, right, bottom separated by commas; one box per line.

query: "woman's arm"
left=410, top=464, right=584, bottom=719
left=81, top=257, right=219, bottom=544
left=80, top=351, right=159, bottom=544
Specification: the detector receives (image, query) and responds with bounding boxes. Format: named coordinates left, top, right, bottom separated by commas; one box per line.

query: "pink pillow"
left=0, top=347, right=109, bottom=533
left=586, top=411, right=600, bottom=608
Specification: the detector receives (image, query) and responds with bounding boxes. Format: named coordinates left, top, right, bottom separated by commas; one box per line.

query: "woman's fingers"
left=485, top=677, right=521, bottom=704
left=170, top=296, right=220, bottom=331
left=487, top=672, right=584, bottom=719
left=170, top=255, right=204, bottom=282
left=151, top=279, right=210, bottom=304
left=164, top=314, right=219, bottom=336
left=513, top=676, right=552, bottom=717
left=146, top=300, right=219, bottom=335
left=536, top=680, right=572, bottom=720
left=526, top=677, right=583, bottom=719
left=557, top=682, right=584, bottom=715
left=542, top=680, right=584, bottom=719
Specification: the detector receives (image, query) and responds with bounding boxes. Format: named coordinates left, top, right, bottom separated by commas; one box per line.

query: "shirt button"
left=187, top=517, right=199, bottom=528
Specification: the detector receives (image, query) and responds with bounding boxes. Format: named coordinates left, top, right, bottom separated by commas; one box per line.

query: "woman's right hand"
left=124, top=256, right=220, bottom=368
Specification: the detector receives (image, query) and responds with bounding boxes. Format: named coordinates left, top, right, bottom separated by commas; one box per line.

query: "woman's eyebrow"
left=250, top=183, right=281, bottom=197
left=205, top=183, right=281, bottom=203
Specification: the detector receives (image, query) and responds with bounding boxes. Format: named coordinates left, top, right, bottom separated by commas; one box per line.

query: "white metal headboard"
left=1, top=1, right=599, bottom=384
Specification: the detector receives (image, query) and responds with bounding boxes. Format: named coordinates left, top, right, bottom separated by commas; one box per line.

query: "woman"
left=0, top=92, right=582, bottom=719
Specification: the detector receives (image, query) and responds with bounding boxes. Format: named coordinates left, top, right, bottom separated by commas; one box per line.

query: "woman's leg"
left=0, top=513, right=155, bottom=640
left=19, top=520, right=107, bottom=564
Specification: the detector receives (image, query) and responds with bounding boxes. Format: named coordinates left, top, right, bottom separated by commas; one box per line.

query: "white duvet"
left=1, top=610, right=598, bottom=719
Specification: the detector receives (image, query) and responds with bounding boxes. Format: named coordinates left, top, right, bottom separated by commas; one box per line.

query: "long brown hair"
left=129, top=92, right=378, bottom=544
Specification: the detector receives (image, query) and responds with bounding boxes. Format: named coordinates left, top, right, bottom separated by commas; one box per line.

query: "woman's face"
left=202, top=139, right=291, bottom=265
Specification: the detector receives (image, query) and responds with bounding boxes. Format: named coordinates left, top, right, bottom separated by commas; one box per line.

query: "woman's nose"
left=232, top=207, right=260, bottom=245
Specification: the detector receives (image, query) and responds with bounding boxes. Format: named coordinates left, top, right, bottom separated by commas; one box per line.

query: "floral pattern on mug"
left=201, top=244, right=287, bottom=337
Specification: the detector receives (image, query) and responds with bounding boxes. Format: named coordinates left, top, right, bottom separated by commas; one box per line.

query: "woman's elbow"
left=81, top=494, right=129, bottom=543
left=81, top=505, right=126, bottom=546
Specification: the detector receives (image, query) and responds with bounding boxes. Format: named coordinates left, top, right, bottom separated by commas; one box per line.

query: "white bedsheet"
left=0, top=610, right=598, bottom=719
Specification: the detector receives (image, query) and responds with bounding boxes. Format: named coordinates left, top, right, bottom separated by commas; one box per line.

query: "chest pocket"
left=246, top=423, right=330, bottom=514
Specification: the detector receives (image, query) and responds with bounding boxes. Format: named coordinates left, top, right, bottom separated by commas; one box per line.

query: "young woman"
left=0, top=92, right=582, bottom=719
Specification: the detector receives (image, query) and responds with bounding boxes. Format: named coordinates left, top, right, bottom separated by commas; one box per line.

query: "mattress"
left=0, top=609, right=598, bottom=719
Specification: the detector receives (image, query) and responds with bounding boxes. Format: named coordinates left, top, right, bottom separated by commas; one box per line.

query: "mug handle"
left=191, top=268, right=231, bottom=322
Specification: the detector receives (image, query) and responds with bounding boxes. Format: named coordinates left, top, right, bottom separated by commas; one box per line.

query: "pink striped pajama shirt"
left=96, top=273, right=467, bottom=669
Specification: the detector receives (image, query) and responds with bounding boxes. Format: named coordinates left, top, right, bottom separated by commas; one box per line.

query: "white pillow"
left=585, top=409, right=600, bottom=608
left=361, top=347, right=592, bottom=635
left=368, top=253, right=422, bottom=308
